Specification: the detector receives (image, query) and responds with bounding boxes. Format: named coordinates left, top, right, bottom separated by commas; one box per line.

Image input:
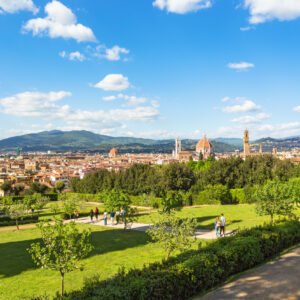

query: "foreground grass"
left=136, top=204, right=300, bottom=230
left=0, top=225, right=167, bottom=300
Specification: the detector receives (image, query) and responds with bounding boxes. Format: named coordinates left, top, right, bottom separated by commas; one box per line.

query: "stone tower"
left=243, top=129, right=250, bottom=157
left=175, top=137, right=182, bottom=158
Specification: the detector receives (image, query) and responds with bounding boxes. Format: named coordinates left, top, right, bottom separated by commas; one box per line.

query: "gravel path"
left=197, top=246, right=300, bottom=300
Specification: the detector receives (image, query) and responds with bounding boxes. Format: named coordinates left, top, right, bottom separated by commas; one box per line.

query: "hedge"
left=0, top=215, right=39, bottom=227
left=59, top=220, right=300, bottom=300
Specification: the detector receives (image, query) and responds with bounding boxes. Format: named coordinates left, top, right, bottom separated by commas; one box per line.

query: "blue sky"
left=0, top=0, right=300, bottom=140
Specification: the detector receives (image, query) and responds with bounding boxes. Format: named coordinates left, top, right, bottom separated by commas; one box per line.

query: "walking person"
left=90, top=209, right=94, bottom=223
left=116, top=211, right=120, bottom=225
left=103, top=211, right=108, bottom=225
left=110, top=211, right=115, bottom=225
left=220, top=213, right=226, bottom=237
left=95, top=207, right=99, bottom=222
left=215, top=216, right=221, bottom=237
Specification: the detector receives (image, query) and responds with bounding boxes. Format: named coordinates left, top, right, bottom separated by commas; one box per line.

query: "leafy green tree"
left=1, top=181, right=12, bottom=195
left=12, top=183, right=25, bottom=196
left=162, top=163, right=195, bottom=191
left=6, top=201, right=27, bottom=230
left=254, top=180, right=294, bottom=224
left=30, top=182, right=48, bottom=195
left=161, top=191, right=183, bottom=214
left=288, top=178, right=300, bottom=208
left=62, top=194, right=82, bottom=219
left=103, top=190, right=135, bottom=229
left=147, top=212, right=196, bottom=259
left=28, top=220, right=93, bottom=296
left=55, top=180, right=66, bottom=193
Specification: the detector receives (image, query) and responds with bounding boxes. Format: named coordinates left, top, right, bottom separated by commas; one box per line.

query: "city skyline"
left=1, top=0, right=300, bottom=140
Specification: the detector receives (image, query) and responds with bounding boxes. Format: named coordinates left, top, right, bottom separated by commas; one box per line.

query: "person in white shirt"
left=220, top=213, right=226, bottom=237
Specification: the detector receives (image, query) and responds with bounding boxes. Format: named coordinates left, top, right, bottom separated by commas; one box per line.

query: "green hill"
left=0, top=130, right=238, bottom=153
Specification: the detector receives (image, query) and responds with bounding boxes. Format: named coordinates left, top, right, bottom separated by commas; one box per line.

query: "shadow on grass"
left=0, top=228, right=149, bottom=278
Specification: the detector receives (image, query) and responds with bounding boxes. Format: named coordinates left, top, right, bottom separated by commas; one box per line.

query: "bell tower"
left=243, top=129, right=250, bottom=158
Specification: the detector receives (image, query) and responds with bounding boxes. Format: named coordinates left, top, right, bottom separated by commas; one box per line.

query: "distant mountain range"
left=0, top=130, right=299, bottom=153
left=0, top=130, right=238, bottom=153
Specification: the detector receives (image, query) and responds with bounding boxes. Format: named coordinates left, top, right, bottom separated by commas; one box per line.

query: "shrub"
left=61, top=221, right=300, bottom=300
left=230, top=188, right=245, bottom=204
left=0, top=215, right=39, bottom=227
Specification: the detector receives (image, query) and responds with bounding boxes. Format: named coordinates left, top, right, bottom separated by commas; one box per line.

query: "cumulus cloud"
left=59, top=51, right=86, bottom=61
left=244, top=0, right=300, bottom=24
left=94, top=74, right=130, bottom=91
left=23, top=0, right=96, bottom=42
left=231, top=112, right=270, bottom=124
left=227, top=61, right=255, bottom=71
left=0, top=0, right=38, bottom=14
left=0, top=91, right=71, bottom=117
left=153, top=0, right=212, bottom=14
left=0, top=90, right=160, bottom=134
left=105, top=46, right=129, bottom=61
left=293, top=106, right=300, bottom=113
left=222, top=97, right=260, bottom=113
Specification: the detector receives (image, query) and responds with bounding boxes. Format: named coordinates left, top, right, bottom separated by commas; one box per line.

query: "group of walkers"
left=89, top=207, right=125, bottom=226
left=214, top=213, right=226, bottom=237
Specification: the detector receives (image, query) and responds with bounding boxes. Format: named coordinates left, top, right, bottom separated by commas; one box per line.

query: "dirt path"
left=0, top=217, right=222, bottom=240
left=197, top=246, right=300, bottom=300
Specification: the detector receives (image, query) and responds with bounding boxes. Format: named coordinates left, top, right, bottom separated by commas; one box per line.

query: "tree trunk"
left=270, top=214, right=274, bottom=225
left=61, top=272, right=65, bottom=297
left=16, top=219, right=19, bottom=230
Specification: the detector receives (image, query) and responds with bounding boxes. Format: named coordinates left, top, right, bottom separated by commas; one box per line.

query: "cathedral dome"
left=196, top=135, right=213, bottom=154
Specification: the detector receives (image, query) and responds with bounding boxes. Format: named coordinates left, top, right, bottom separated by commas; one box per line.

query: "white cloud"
left=227, top=61, right=255, bottom=71
left=244, top=0, right=300, bottom=24
left=153, top=0, right=212, bottom=14
left=105, top=46, right=129, bottom=61
left=103, top=93, right=147, bottom=106
left=94, top=74, right=130, bottom=91
left=23, top=0, right=96, bottom=42
left=59, top=51, right=86, bottom=62
left=293, top=106, right=300, bottom=113
left=231, top=112, right=270, bottom=124
left=222, top=97, right=260, bottom=113
left=0, top=91, right=160, bottom=135
left=0, top=91, right=71, bottom=117
left=0, top=0, right=38, bottom=14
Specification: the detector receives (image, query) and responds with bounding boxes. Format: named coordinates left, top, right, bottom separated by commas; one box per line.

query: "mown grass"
left=0, top=204, right=299, bottom=299
left=0, top=225, right=166, bottom=300
left=136, top=204, right=300, bottom=230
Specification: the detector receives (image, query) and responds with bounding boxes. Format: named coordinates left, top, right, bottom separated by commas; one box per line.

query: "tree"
left=28, top=219, right=93, bottom=296
left=30, top=182, right=48, bottom=195
left=12, top=183, right=25, bottom=196
left=147, top=212, right=196, bottom=259
left=55, top=180, right=66, bottom=193
left=254, top=180, right=294, bottom=224
left=161, top=191, right=183, bottom=214
left=62, top=194, right=82, bottom=219
left=7, top=201, right=27, bottom=230
left=103, top=190, right=135, bottom=229
left=1, top=181, right=12, bottom=195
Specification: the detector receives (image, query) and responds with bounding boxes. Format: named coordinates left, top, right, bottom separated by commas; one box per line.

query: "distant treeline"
left=70, top=156, right=300, bottom=202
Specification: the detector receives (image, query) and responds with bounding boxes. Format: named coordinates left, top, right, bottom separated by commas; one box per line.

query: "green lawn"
left=136, top=204, right=300, bottom=230
left=0, top=204, right=299, bottom=299
left=0, top=225, right=166, bottom=300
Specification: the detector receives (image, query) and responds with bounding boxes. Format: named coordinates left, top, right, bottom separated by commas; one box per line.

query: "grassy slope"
left=0, top=225, right=165, bottom=300
left=0, top=204, right=299, bottom=299
left=136, top=204, right=300, bottom=230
